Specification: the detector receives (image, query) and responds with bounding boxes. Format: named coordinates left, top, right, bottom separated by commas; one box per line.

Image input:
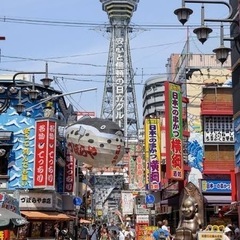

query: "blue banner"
left=201, top=180, right=231, bottom=193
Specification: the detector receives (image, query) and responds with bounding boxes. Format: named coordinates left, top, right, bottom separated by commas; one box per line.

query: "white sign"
left=121, top=191, right=134, bottom=215
left=19, top=193, right=53, bottom=209
left=198, top=231, right=223, bottom=240
left=136, top=215, right=149, bottom=224
left=204, top=116, right=234, bottom=143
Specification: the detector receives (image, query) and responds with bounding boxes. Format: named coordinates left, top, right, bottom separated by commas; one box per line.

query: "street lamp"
left=174, top=0, right=238, bottom=64
left=12, top=63, right=53, bottom=114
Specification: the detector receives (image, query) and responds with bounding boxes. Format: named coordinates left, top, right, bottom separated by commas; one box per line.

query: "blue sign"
left=73, top=197, right=83, bottom=206
left=201, top=180, right=231, bottom=193
left=145, top=194, right=155, bottom=204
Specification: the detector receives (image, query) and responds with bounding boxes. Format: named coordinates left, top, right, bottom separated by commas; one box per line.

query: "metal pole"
left=85, top=169, right=88, bottom=220
left=24, top=87, right=97, bottom=112
left=75, top=160, right=80, bottom=240
left=13, top=71, right=46, bottom=86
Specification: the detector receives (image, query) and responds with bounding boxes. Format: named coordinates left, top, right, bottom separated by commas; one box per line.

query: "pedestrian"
left=110, top=230, right=118, bottom=240
left=223, top=227, right=233, bottom=240
left=89, top=224, right=98, bottom=240
left=152, top=221, right=169, bottom=240
left=79, top=224, right=89, bottom=240
left=54, top=222, right=60, bottom=240
left=123, top=225, right=135, bottom=240
left=60, top=228, right=74, bottom=240
left=99, top=228, right=111, bottom=240
left=118, top=228, right=125, bottom=240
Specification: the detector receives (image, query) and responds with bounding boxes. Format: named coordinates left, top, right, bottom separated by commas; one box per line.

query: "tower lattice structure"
left=100, top=0, right=139, bottom=138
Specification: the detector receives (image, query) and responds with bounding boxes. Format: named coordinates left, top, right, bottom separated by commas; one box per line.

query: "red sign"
left=64, top=151, right=75, bottom=192
left=34, top=119, right=56, bottom=188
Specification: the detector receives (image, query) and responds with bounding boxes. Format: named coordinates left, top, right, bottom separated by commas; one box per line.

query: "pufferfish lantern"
left=65, top=117, right=125, bottom=168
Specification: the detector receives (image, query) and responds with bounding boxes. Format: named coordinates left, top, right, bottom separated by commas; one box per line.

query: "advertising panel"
left=64, top=151, right=75, bottom=193
left=164, top=82, right=184, bottom=180
left=136, top=224, right=157, bottom=240
left=34, top=119, right=56, bottom=188
left=234, top=115, right=240, bottom=167
left=144, top=118, right=161, bottom=190
left=19, top=192, right=53, bottom=209
left=200, top=180, right=231, bottom=193
left=121, top=191, right=134, bottom=215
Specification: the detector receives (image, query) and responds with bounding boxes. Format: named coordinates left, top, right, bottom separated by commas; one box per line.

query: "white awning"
left=204, top=195, right=232, bottom=205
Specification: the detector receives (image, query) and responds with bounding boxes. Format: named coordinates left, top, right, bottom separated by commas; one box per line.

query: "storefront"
left=199, top=179, right=236, bottom=225
left=0, top=192, right=28, bottom=240
left=18, top=191, right=74, bottom=240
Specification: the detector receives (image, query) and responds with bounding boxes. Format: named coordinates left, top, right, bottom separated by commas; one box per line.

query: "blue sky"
left=0, top=0, right=231, bottom=125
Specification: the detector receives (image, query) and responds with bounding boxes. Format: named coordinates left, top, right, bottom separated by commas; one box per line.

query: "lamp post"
left=24, top=88, right=97, bottom=112
left=12, top=64, right=53, bottom=114
left=174, top=0, right=238, bottom=64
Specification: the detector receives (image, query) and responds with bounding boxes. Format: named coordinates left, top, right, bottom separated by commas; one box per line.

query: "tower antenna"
left=100, top=0, right=140, bottom=139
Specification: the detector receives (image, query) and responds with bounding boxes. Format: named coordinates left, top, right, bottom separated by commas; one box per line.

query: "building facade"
left=0, top=75, right=77, bottom=239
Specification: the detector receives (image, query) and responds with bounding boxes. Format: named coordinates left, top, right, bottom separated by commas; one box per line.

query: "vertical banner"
left=144, top=118, right=161, bottom=190
left=47, top=120, right=57, bottom=188
left=164, top=82, right=184, bottom=180
left=114, top=37, right=125, bottom=129
left=64, top=151, right=75, bottom=193
left=34, top=119, right=56, bottom=188
left=121, top=191, right=134, bottom=215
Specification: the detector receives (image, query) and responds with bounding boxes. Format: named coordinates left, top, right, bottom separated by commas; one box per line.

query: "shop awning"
left=79, top=219, right=91, bottom=224
left=204, top=195, right=232, bottom=205
left=21, top=211, right=73, bottom=221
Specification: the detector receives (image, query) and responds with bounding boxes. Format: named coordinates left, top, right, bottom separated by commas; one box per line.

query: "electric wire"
left=0, top=16, right=228, bottom=30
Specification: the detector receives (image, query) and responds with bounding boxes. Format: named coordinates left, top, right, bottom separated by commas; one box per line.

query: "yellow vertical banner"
left=144, top=118, right=161, bottom=190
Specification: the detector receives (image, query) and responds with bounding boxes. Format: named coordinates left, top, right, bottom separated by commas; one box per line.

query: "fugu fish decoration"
left=65, top=117, right=125, bottom=168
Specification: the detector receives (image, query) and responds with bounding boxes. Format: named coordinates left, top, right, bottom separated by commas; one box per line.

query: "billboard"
left=164, top=82, right=184, bottom=180
left=64, top=151, right=75, bottom=193
left=34, top=119, right=57, bottom=188
left=234, top=114, right=240, bottom=167
left=121, top=191, right=134, bottom=215
left=144, top=118, right=161, bottom=190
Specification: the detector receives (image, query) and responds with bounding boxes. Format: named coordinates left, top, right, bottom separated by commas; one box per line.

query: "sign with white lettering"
left=64, top=151, right=75, bottom=193
left=201, top=179, right=231, bottom=193
left=33, top=119, right=57, bottom=188
left=136, top=215, right=149, bottom=224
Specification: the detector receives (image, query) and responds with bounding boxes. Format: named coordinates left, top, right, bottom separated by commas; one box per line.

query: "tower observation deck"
left=100, top=0, right=140, bottom=138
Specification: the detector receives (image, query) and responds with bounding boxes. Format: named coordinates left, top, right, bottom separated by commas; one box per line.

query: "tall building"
left=142, top=76, right=166, bottom=120
left=100, top=0, right=139, bottom=138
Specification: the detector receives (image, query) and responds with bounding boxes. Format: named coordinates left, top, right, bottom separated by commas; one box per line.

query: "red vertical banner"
left=47, top=120, right=57, bottom=188
left=34, top=120, right=48, bottom=187
left=34, top=119, right=56, bottom=188
left=64, top=151, right=75, bottom=193
left=164, top=82, right=184, bottom=180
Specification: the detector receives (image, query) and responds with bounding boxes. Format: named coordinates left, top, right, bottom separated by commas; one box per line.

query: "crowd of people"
left=55, top=218, right=240, bottom=240
left=78, top=222, right=135, bottom=240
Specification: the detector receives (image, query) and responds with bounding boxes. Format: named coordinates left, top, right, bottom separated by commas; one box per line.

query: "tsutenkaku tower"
left=100, top=0, right=139, bottom=138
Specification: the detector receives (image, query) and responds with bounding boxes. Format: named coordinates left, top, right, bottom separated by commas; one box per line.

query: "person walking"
left=223, top=226, right=233, bottom=240
left=79, top=224, right=89, bottom=240
left=152, top=221, right=169, bottom=240
left=89, top=224, right=98, bottom=240
left=123, top=225, right=135, bottom=240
